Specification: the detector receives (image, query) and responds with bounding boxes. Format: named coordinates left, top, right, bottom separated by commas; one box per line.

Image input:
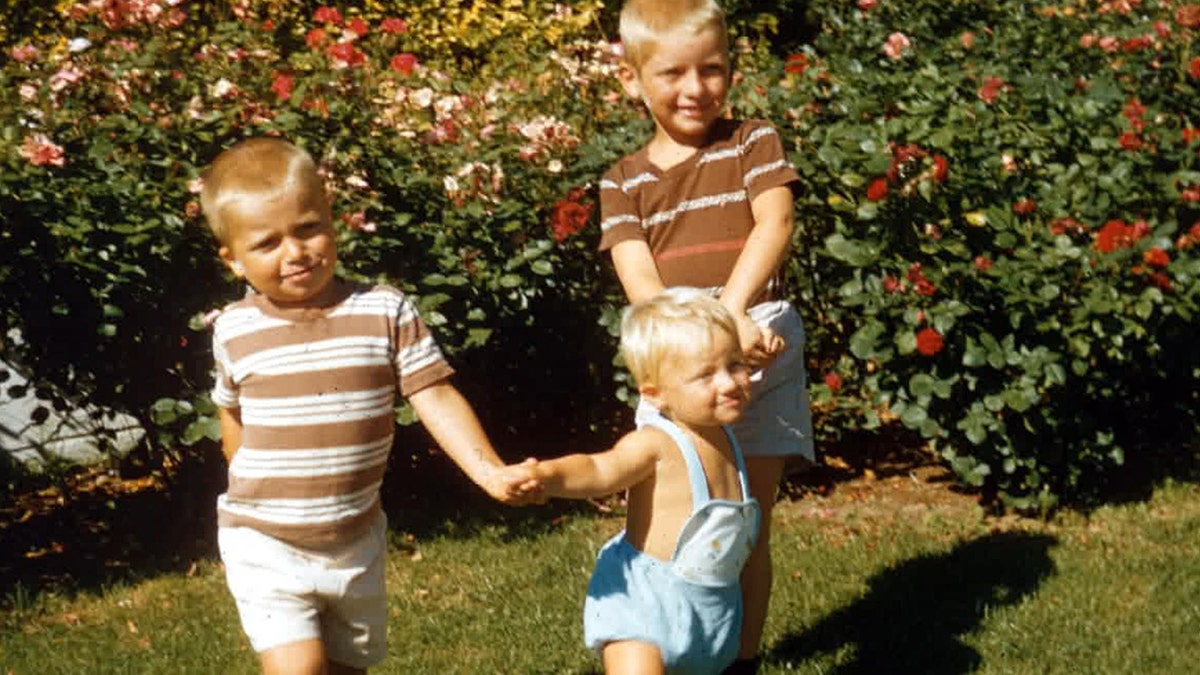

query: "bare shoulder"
left=615, top=426, right=673, bottom=462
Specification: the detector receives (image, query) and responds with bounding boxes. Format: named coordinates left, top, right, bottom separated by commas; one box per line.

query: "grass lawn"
left=3, top=465, right=1200, bottom=674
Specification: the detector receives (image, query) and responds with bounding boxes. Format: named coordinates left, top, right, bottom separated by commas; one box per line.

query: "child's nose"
left=281, top=236, right=304, bottom=259
left=681, top=70, right=704, bottom=96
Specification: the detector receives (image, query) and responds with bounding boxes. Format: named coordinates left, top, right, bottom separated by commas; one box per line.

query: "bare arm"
left=719, top=185, right=795, bottom=313
left=218, top=406, right=242, bottom=464
left=408, top=380, right=534, bottom=503
left=609, top=239, right=665, bottom=304
left=532, top=430, right=660, bottom=499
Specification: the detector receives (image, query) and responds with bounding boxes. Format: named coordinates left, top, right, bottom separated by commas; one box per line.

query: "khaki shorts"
left=218, top=513, right=388, bottom=669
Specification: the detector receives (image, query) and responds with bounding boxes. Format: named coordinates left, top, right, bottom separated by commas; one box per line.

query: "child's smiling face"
left=218, top=179, right=338, bottom=307
left=621, top=25, right=730, bottom=147
left=643, top=328, right=751, bottom=429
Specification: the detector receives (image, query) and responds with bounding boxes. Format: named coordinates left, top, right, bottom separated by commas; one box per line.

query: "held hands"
left=734, top=312, right=785, bottom=370
left=482, top=457, right=546, bottom=505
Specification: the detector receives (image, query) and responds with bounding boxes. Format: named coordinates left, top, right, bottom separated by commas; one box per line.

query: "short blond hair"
left=619, top=0, right=728, bottom=69
left=199, top=137, right=323, bottom=244
left=620, top=288, right=740, bottom=388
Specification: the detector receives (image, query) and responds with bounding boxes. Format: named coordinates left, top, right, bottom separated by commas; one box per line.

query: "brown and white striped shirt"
left=598, top=119, right=799, bottom=301
left=210, top=282, right=453, bottom=549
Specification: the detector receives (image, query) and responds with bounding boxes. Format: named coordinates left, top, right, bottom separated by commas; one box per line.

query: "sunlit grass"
left=4, top=482, right=1200, bottom=674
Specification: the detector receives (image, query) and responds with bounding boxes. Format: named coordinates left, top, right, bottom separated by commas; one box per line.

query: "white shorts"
left=217, top=512, right=388, bottom=669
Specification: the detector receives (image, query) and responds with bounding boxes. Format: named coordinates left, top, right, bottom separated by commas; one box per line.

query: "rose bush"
left=2, top=0, right=1197, bottom=510
left=0, top=0, right=632, bottom=475
left=766, top=0, right=1200, bottom=509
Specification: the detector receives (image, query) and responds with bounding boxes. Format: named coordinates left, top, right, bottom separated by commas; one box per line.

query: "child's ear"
left=219, top=247, right=245, bottom=277
left=617, top=61, right=642, bottom=100
left=638, top=382, right=666, bottom=412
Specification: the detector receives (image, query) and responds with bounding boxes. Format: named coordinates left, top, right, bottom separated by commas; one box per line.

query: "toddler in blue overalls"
left=517, top=288, right=761, bottom=674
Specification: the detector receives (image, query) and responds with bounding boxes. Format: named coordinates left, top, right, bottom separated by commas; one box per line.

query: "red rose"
left=915, top=328, right=944, bottom=356
left=1118, top=132, right=1142, bottom=151
left=882, top=276, right=902, bottom=293
left=1143, top=247, right=1170, bottom=268
left=390, top=53, right=418, bottom=75
left=866, top=178, right=888, bottom=201
left=824, top=372, right=843, bottom=393
left=932, top=154, right=949, bottom=182
left=914, top=278, right=937, bottom=297
left=784, top=54, right=809, bottom=75
left=550, top=198, right=593, bottom=242
left=270, top=73, right=293, bottom=101
left=1012, top=199, right=1037, bottom=214
left=313, top=6, right=342, bottom=25
left=1122, top=97, right=1145, bottom=121
left=1094, top=219, right=1134, bottom=253
left=1050, top=217, right=1085, bottom=235
left=327, top=42, right=365, bottom=68
left=1176, top=5, right=1200, bottom=28
left=1190, top=56, right=1200, bottom=80
left=345, top=18, right=369, bottom=37
left=305, top=28, right=327, bottom=48
left=380, top=17, right=408, bottom=34
left=977, top=76, right=1007, bottom=104
left=973, top=255, right=993, bottom=270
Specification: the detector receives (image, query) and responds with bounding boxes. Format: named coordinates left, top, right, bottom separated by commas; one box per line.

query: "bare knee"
left=602, top=640, right=666, bottom=675
left=260, top=639, right=327, bottom=675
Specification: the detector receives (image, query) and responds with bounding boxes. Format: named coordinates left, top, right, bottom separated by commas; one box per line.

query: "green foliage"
left=1, top=0, right=1197, bottom=508
left=771, top=0, right=1200, bottom=508
left=0, top=0, right=632, bottom=471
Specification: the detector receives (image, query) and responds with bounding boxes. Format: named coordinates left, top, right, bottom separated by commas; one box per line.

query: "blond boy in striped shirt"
left=200, top=137, right=537, bottom=675
left=598, top=2, right=818, bottom=671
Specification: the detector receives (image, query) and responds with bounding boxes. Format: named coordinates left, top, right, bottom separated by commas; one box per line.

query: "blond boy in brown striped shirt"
left=200, top=137, right=537, bottom=675
left=598, top=2, right=817, bottom=671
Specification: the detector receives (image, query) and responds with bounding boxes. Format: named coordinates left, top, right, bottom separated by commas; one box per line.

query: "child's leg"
left=602, top=640, right=666, bottom=675
left=736, top=456, right=787, bottom=663
left=258, top=640, right=367, bottom=675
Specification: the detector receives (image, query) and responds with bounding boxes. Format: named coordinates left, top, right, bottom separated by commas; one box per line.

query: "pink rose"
left=20, top=134, right=66, bottom=167
left=883, top=32, right=911, bottom=60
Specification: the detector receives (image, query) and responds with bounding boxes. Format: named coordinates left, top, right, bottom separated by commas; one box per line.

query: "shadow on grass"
left=767, top=531, right=1058, bottom=674
left=0, top=443, right=228, bottom=609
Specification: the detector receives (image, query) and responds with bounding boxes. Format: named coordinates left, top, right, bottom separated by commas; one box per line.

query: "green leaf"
left=824, top=234, right=879, bottom=266
left=909, top=373, right=936, bottom=397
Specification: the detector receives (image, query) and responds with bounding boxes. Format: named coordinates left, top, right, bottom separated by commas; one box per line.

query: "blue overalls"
left=583, top=412, right=761, bottom=674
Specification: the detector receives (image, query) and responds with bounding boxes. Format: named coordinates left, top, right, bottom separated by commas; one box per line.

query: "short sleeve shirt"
left=598, top=119, right=799, bottom=298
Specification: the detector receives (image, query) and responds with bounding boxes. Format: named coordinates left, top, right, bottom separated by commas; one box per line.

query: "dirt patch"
left=780, top=429, right=980, bottom=517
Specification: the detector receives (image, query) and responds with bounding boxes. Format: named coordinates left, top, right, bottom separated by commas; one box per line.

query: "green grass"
left=4, top=481, right=1200, bottom=674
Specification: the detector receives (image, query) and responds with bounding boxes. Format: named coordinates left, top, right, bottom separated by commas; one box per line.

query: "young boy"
left=523, top=288, right=760, bottom=674
left=199, top=137, right=534, bottom=675
left=599, top=1, right=817, bottom=671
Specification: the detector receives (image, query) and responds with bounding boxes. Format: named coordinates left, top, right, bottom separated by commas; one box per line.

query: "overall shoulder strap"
left=723, top=426, right=752, bottom=503
left=640, top=411, right=711, bottom=507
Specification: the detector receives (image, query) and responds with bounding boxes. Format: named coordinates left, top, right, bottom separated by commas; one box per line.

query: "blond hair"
left=620, top=287, right=740, bottom=388
left=199, top=137, right=323, bottom=243
left=619, top=0, right=728, bottom=69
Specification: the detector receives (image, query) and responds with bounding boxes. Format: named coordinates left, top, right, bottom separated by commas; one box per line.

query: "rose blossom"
left=883, top=32, right=911, bottom=60
left=20, top=134, right=66, bottom=167
left=915, top=328, right=944, bottom=356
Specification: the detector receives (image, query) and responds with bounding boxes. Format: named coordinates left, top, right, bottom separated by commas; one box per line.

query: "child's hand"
left=735, top=312, right=786, bottom=370
left=484, top=458, right=545, bottom=505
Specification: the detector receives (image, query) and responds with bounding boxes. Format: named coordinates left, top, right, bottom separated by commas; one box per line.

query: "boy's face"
left=620, top=26, right=730, bottom=147
left=218, top=179, right=338, bottom=307
left=642, top=328, right=750, bottom=428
